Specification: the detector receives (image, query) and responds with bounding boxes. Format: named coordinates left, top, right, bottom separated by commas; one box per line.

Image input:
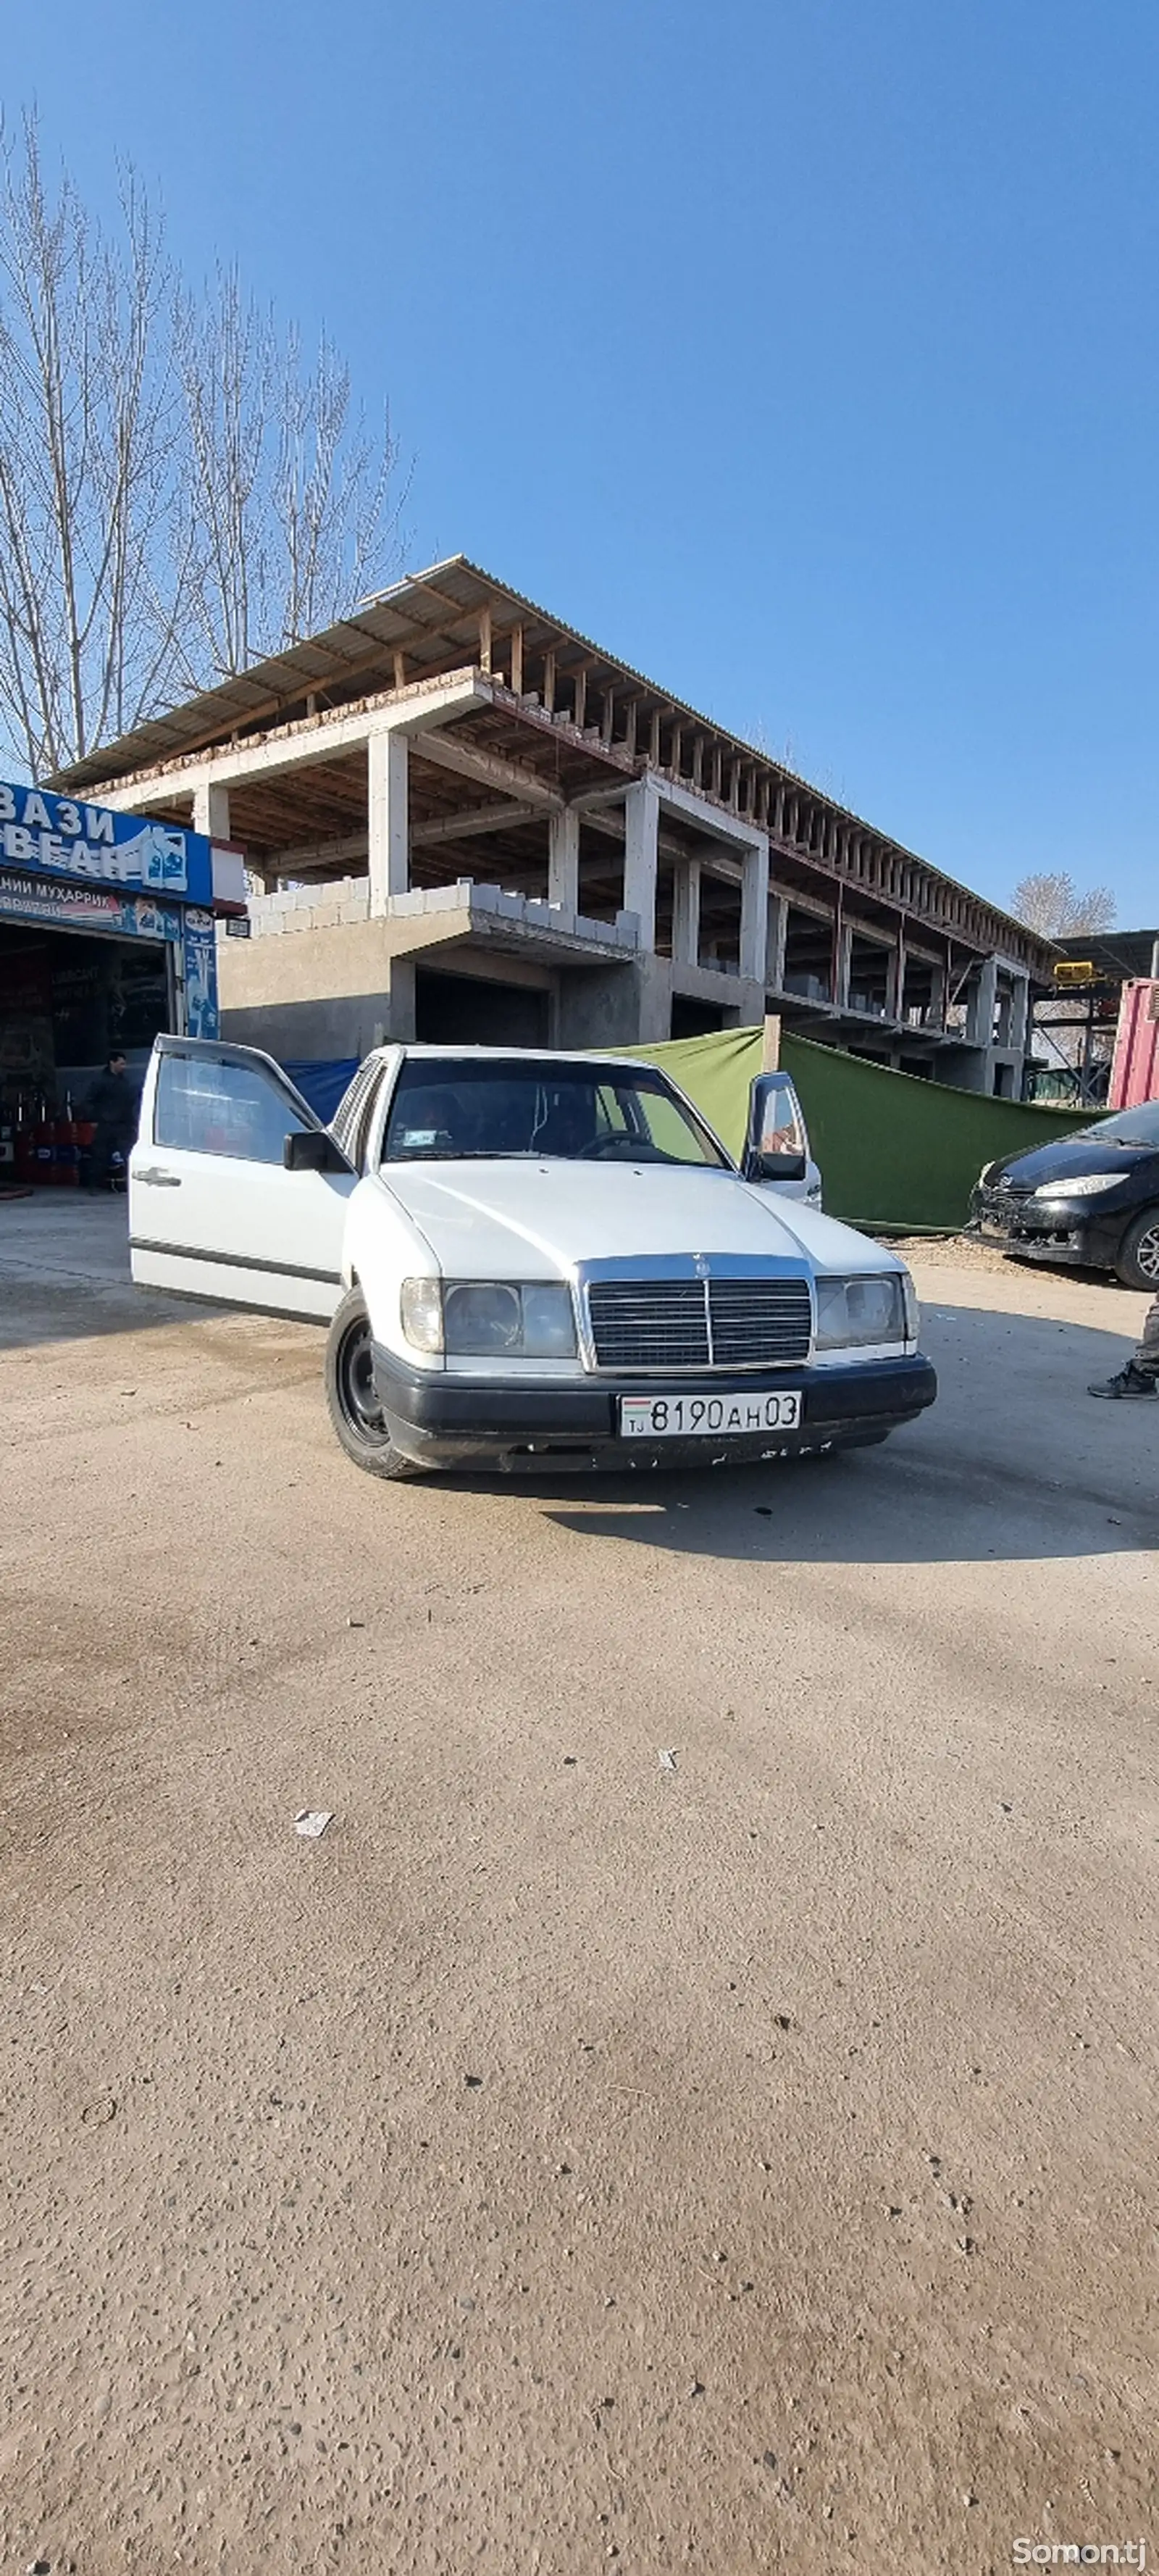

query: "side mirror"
left=284, top=1127, right=345, bottom=1172
left=742, top=1072, right=808, bottom=1185
left=748, top=1145, right=807, bottom=1184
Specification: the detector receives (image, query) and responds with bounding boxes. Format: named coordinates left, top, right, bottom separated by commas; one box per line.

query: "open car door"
left=129, top=1035, right=357, bottom=1321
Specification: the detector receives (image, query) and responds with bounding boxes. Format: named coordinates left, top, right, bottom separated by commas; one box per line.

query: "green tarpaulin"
left=617, top=1026, right=1092, bottom=1233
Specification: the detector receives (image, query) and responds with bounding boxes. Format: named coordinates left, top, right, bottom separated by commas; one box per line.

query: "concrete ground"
left=1, top=1195, right=1156, bottom=2574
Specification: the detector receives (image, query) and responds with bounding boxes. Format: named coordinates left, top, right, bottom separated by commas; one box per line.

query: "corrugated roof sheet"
left=49, top=552, right=1050, bottom=964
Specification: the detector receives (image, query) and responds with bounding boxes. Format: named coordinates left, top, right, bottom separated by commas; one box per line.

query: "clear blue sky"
left=7, top=0, right=1158, bottom=922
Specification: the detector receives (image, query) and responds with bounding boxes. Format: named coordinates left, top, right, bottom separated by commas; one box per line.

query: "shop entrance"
left=0, top=921, right=173, bottom=1188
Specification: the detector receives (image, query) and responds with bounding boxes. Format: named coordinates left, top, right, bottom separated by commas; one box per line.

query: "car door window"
left=154, top=1054, right=310, bottom=1163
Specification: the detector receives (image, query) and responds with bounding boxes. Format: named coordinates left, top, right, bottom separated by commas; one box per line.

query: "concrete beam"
left=87, top=672, right=490, bottom=812
left=411, top=728, right=564, bottom=814
left=411, top=801, right=540, bottom=847
left=262, top=830, right=368, bottom=877
left=256, top=801, right=545, bottom=882
left=653, top=769, right=766, bottom=851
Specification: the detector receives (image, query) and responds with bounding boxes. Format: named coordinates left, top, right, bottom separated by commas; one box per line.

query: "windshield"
left=1077, top=1102, right=1159, bottom=1148
left=382, top=1056, right=729, bottom=1168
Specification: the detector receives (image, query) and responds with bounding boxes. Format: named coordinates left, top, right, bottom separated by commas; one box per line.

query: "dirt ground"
left=1, top=1201, right=1156, bottom=2574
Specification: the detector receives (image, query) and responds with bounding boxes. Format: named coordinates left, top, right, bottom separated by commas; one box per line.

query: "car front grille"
left=587, top=1277, right=812, bottom=1371
left=977, top=1183, right=1035, bottom=1222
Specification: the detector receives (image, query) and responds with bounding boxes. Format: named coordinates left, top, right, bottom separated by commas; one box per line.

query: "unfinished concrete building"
left=54, top=559, right=1054, bottom=1089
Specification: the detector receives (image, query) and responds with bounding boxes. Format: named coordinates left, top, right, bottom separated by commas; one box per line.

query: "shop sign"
left=0, top=869, right=183, bottom=941
left=0, top=780, right=213, bottom=906
left=183, top=908, right=219, bottom=1040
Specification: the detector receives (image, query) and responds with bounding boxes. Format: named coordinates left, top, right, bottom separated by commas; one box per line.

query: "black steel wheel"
left=1114, top=1206, right=1159, bottom=1291
left=324, top=1288, right=420, bottom=1479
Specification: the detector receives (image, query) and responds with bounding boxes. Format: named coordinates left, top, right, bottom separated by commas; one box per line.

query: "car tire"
left=1113, top=1207, right=1159, bottom=1292
left=325, top=1287, right=421, bottom=1479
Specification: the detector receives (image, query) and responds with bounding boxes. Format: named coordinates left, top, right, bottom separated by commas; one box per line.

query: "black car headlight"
left=401, top=1279, right=577, bottom=1358
left=815, top=1270, right=911, bottom=1351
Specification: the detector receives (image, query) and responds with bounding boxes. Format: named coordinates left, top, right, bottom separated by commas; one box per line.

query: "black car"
left=971, top=1098, right=1159, bottom=1289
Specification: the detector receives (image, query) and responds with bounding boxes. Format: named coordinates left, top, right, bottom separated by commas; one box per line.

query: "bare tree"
left=0, top=115, right=406, bottom=777
left=172, top=270, right=405, bottom=686
left=1011, top=870, right=1117, bottom=938
left=0, top=113, right=178, bottom=775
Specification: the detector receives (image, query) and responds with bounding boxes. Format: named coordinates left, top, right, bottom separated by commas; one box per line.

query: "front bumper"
left=372, top=1346, right=937, bottom=1472
left=971, top=1190, right=1127, bottom=1272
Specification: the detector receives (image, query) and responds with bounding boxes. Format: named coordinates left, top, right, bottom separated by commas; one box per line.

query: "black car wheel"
left=1114, top=1206, right=1159, bottom=1291
left=325, top=1288, right=420, bottom=1479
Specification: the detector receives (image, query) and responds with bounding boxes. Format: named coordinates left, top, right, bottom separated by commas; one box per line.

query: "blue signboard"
left=0, top=780, right=214, bottom=907
left=0, top=870, right=184, bottom=941
left=182, top=909, right=219, bottom=1040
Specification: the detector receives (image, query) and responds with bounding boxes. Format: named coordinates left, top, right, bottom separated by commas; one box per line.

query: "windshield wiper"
left=387, top=1148, right=545, bottom=1163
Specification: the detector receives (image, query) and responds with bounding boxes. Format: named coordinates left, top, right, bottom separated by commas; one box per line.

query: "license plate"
left=619, top=1390, right=803, bottom=1440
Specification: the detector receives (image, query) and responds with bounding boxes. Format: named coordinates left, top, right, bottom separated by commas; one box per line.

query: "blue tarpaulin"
left=283, top=1059, right=359, bottom=1123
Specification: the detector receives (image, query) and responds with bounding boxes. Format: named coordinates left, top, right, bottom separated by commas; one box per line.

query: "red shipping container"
left=1109, top=979, right=1159, bottom=1109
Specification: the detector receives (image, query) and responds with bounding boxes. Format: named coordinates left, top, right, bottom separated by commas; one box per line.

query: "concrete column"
left=834, top=922, right=853, bottom=1010
left=622, top=776, right=660, bottom=949
left=966, top=956, right=999, bottom=1047
left=739, top=833, right=770, bottom=984
left=548, top=806, right=580, bottom=912
left=890, top=929, right=907, bottom=1022
left=367, top=727, right=409, bottom=916
left=193, top=781, right=231, bottom=841
left=1008, top=970, right=1031, bottom=1057
left=671, top=856, right=701, bottom=967
left=388, top=956, right=417, bottom=1043
left=766, top=891, right=788, bottom=993
left=634, top=954, right=672, bottom=1043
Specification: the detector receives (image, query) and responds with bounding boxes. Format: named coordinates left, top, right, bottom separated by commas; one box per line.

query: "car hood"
left=377, top=1159, right=893, bottom=1279
left=984, top=1135, right=1157, bottom=1188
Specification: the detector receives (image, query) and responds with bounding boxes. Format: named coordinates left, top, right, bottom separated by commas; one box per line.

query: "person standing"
left=85, top=1053, right=138, bottom=1191
left=1089, top=1299, right=1159, bottom=1398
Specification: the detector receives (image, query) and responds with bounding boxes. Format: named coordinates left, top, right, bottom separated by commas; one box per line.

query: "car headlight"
left=815, top=1270, right=911, bottom=1351
left=1031, top=1173, right=1124, bottom=1199
left=401, top=1278, right=577, bottom=1359
left=400, top=1276, right=444, bottom=1353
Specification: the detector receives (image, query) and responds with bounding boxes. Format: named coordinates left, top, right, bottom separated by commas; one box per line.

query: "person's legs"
left=85, top=1122, right=114, bottom=1189
left=1088, top=1293, right=1159, bottom=1397
left=1134, top=1294, right=1159, bottom=1378
left=109, top=1123, right=135, bottom=1188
